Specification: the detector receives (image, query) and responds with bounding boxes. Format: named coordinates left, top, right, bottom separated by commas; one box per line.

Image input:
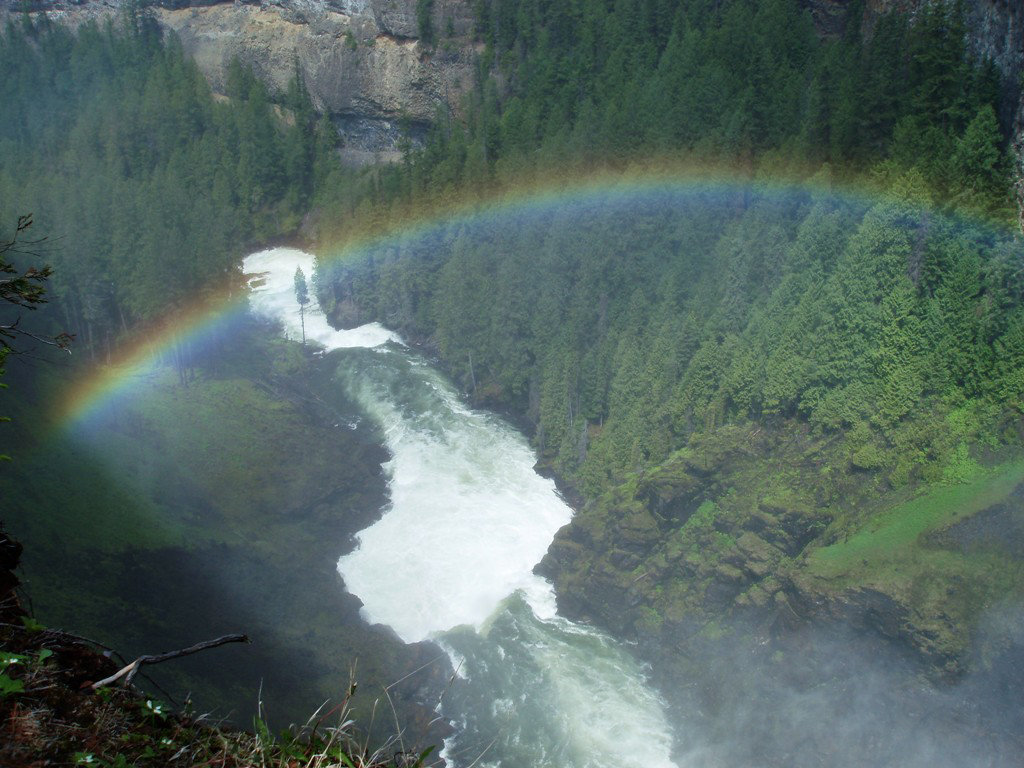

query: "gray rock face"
left=3, top=0, right=476, bottom=162
left=371, top=0, right=474, bottom=39
left=158, top=0, right=476, bottom=160
left=371, top=0, right=418, bottom=38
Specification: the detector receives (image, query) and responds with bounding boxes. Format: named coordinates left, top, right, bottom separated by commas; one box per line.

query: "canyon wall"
left=5, top=0, right=477, bottom=162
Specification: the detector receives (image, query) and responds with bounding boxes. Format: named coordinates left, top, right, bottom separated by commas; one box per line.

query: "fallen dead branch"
left=90, top=634, right=250, bottom=690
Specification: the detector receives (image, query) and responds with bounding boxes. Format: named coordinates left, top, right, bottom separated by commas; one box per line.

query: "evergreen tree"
left=294, top=265, right=310, bottom=345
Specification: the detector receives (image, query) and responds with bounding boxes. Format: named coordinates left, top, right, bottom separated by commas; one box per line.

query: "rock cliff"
left=4, top=0, right=477, bottom=163
left=156, top=0, right=476, bottom=163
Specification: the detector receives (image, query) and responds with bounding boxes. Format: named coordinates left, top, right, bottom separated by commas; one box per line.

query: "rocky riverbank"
left=536, top=421, right=1024, bottom=765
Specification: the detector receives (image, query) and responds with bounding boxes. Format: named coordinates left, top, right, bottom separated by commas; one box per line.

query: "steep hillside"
left=862, top=0, right=1023, bottom=224
left=308, top=1, right=1024, bottom=688
left=4, top=0, right=1020, bottom=202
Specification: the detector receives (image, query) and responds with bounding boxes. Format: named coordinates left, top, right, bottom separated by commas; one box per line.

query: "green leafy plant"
left=139, top=698, right=167, bottom=724
left=0, top=671, right=25, bottom=697
left=20, top=615, right=44, bottom=632
left=0, top=650, right=27, bottom=698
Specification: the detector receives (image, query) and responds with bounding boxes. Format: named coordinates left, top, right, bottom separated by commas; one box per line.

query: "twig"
left=383, top=653, right=449, bottom=692
left=26, top=625, right=180, bottom=704
left=90, top=634, right=249, bottom=690
left=383, top=686, right=406, bottom=761
left=463, top=735, right=499, bottom=768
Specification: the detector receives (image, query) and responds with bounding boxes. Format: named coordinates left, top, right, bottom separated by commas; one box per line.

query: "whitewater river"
left=245, top=248, right=678, bottom=768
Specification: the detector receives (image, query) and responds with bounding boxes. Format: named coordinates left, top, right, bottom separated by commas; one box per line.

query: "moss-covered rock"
left=544, top=413, right=1024, bottom=696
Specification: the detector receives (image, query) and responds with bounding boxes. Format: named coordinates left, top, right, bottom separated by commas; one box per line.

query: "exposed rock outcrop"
left=538, top=416, right=1024, bottom=675
left=156, top=1, right=475, bottom=162
left=3, top=0, right=477, bottom=162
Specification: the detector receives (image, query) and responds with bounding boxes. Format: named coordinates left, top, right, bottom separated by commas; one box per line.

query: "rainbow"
left=54, top=294, right=250, bottom=434
left=51, top=165, right=1015, bottom=434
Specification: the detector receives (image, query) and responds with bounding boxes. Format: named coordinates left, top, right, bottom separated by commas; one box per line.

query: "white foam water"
left=245, top=247, right=401, bottom=349
left=245, top=247, right=680, bottom=768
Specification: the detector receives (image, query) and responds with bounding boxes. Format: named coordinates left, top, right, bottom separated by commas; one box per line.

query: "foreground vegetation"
left=0, top=575, right=434, bottom=768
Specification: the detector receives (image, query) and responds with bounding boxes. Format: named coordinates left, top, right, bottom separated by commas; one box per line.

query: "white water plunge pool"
left=245, top=247, right=679, bottom=768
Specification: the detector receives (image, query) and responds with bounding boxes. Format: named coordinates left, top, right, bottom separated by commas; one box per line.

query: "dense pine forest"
left=319, top=0, right=1021, bottom=496
left=351, top=0, right=1014, bottom=221
left=325, top=184, right=1024, bottom=494
left=0, top=6, right=341, bottom=358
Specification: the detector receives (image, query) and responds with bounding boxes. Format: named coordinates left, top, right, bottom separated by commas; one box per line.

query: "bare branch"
left=0, top=319, right=74, bottom=353
left=0, top=214, right=72, bottom=354
left=90, top=633, right=250, bottom=690
left=0, top=213, right=52, bottom=263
